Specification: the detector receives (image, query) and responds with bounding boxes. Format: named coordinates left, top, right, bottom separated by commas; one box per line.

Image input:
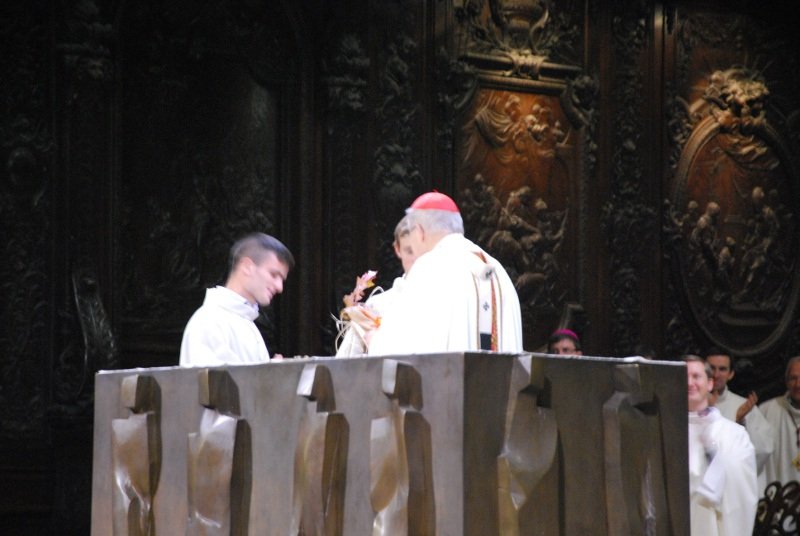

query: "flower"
left=342, top=270, right=378, bottom=308
left=334, top=270, right=383, bottom=354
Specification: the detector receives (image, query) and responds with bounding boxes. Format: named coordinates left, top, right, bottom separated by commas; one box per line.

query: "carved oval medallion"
left=671, top=111, right=800, bottom=357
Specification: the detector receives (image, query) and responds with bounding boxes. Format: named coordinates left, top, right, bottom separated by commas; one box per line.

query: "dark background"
left=2, top=0, right=799, bottom=533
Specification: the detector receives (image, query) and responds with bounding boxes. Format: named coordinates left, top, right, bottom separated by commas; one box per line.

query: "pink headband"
left=552, top=328, right=580, bottom=342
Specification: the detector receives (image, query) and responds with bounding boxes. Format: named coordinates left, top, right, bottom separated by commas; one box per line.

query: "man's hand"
left=735, top=392, right=758, bottom=424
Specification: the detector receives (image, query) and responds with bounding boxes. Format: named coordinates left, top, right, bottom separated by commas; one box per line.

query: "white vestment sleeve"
left=717, top=420, right=758, bottom=536
left=743, top=406, right=775, bottom=475
left=696, top=424, right=726, bottom=507
left=689, top=409, right=758, bottom=536
left=760, top=395, right=800, bottom=488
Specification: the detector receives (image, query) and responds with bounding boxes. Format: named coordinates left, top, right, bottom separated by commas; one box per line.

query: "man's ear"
left=727, top=369, right=735, bottom=382
left=239, top=256, right=255, bottom=275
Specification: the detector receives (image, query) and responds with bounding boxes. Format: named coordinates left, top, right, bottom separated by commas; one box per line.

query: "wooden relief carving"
left=452, top=0, right=593, bottom=349
left=55, top=263, right=118, bottom=409
left=187, top=369, right=251, bottom=536
left=1, top=3, right=54, bottom=436
left=292, top=364, right=349, bottom=536
left=370, top=360, right=435, bottom=536
left=666, top=67, right=800, bottom=356
left=454, top=0, right=583, bottom=72
left=602, top=364, right=669, bottom=534
left=600, top=0, right=657, bottom=357
left=457, top=87, right=583, bottom=347
left=117, top=1, right=285, bottom=347
left=372, top=30, right=424, bottom=283
left=497, top=355, right=559, bottom=535
left=111, top=375, right=161, bottom=536
left=434, top=50, right=478, bottom=164
left=323, top=33, right=370, bottom=355
left=53, top=0, right=117, bottom=411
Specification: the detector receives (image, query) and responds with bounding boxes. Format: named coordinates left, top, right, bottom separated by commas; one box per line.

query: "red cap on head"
left=409, top=191, right=460, bottom=213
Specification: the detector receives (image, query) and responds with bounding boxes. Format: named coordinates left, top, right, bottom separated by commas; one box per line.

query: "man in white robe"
left=179, top=233, right=293, bottom=367
left=706, top=351, right=774, bottom=484
left=368, top=191, right=523, bottom=355
left=760, top=356, right=800, bottom=487
left=686, top=356, right=758, bottom=536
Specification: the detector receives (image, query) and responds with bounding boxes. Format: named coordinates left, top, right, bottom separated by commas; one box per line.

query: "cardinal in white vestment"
left=368, top=191, right=523, bottom=356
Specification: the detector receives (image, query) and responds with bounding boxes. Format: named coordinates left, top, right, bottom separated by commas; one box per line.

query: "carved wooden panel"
left=320, top=31, right=371, bottom=355
left=668, top=69, right=799, bottom=354
left=601, top=0, right=659, bottom=357
left=457, top=88, right=580, bottom=349
left=664, top=4, right=800, bottom=393
left=116, top=0, right=299, bottom=364
left=0, top=0, right=54, bottom=440
left=452, top=0, right=593, bottom=351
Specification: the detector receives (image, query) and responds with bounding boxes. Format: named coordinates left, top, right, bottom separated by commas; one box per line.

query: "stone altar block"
left=91, top=352, right=689, bottom=535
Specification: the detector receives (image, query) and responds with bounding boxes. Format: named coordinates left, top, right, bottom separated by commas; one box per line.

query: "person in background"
left=685, top=355, right=758, bottom=536
left=547, top=328, right=582, bottom=356
left=179, top=233, right=293, bottom=367
left=335, top=215, right=418, bottom=356
left=368, top=191, right=523, bottom=355
left=705, top=349, right=774, bottom=484
left=759, top=356, right=800, bottom=488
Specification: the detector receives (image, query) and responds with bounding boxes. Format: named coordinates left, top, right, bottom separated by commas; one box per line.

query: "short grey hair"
left=785, top=356, right=800, bottom=380
left=393, top=214, right=414, bottom=242
left=405, top=208, right=464, bottom=235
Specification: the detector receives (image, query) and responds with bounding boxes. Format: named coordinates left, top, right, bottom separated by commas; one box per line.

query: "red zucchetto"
left=408, top=191, right=460, bottom=213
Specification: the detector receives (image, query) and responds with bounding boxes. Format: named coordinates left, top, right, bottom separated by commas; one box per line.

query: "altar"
left=90, top=352, right=688, bottom=535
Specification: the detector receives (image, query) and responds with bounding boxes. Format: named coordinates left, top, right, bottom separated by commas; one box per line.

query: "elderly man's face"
left=406, top=223, right=437, bottom=260
left=786, top=362, right=800, bottom=405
